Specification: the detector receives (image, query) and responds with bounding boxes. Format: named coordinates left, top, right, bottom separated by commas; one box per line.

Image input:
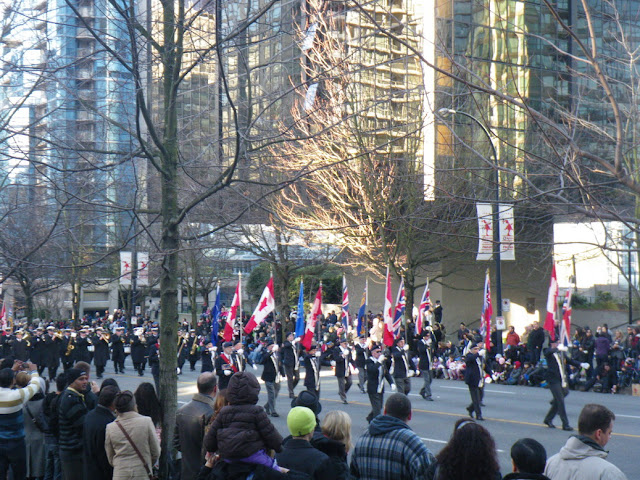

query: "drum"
left=87, top=345, right=95, bottom=352
left=124, top=345, right=131, bottom=354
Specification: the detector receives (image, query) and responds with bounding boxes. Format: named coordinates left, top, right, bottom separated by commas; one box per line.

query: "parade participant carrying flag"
left=357, top=279, right=368, bottom=338
left=392, top=279, right=405, bottom=338
left=0, top=303, right=6, bottom=331
left=481, top=269, right=493, bottom=350
left=210, top=282, right=221, bottom=346
left=244, top=276, right=275, bottom=334
left=383, top=266, right=395, bottom=347
left=417, top=279, right=431, bottom=335
left=295, top=278, right=305, bottom=338
left=560, top=288, right=572, bottom=347
left=544, top=263, right=558, bottom=341
left=302, top=283, right=323, bottom=350
left=223, top=275, right=241, bottom=342
left=341, top=274, right=349, bottom=327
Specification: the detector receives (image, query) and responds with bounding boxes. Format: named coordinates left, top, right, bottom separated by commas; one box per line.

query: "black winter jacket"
left=58, top=387, right=88, bottom=453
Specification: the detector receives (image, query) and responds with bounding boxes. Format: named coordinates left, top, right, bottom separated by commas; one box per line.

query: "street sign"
left=502, top=298, right=511, bottom=312
left=496, top=316, right=506, bottom=329
left=135, top=305, right=141, bottom=314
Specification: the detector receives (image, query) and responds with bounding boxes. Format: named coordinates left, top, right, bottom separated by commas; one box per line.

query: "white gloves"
left=353, top=368, right=359, bottom=374
left=236, top=348, right=244, bottom=356
left=224, top=370, right=232, bottom=376
left=315, top=351, right=322, bottom=358
left=479, top=349, right=486, bottom=357
left=330, top=360, right=336, bottom=367
left=252, top=364, right=257, bottom=370
left=557, top=344, right=568, bottom=352
left=391, top=384, right=397, bottom=392
left=407, top=371, right=414, bottom=378
left=580, top=363, right=591, bottom=370
left=403, top=344, right=409, bottom=351
left=272, top=345, right=279, bottom=352
left=379, top=355, right=386, bottom=363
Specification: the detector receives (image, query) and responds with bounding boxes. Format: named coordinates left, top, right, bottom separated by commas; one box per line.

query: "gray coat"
left=174, top=393, right=216, bottom=480
left=24, top=396, right=46, bottom=477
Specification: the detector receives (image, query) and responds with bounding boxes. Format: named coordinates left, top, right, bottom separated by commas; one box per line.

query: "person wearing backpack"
left=43, top=374, right=66, bottom=480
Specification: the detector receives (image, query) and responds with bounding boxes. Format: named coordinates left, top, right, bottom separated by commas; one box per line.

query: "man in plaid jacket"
left=350, top=393, right=435, bottom=479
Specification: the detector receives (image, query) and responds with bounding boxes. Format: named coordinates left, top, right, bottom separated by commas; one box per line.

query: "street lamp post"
left=438, top=108, right=503, bottom=354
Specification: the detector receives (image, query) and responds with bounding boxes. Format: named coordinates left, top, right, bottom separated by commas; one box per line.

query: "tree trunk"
left=157, top=0, right=181, bottom=474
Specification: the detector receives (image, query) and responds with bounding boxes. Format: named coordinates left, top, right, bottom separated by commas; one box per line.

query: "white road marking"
left=616, top=414, right=640, bottom=419
left=439, top=386, right=516, bottom=394
left=420, top=437, right=503, bottom=452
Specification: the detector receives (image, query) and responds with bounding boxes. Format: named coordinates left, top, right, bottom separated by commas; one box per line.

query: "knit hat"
left=66, top=368, right=87, bottom=384
left=290, top=389, right=322, bottom=415
left=287, top=406, right=316, bottom=437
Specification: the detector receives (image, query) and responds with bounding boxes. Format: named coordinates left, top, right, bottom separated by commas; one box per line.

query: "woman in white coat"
left=105, top=390, right=160, bottom=480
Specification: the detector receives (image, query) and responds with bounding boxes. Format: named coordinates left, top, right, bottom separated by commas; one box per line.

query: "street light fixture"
left=438, top=108, right=503, bottom=353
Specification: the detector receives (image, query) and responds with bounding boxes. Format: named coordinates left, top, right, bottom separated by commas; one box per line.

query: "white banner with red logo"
left=476, top=203, right=515, bottom=261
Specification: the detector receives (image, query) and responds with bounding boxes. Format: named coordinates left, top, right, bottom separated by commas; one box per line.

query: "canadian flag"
left=560, top=288, right=572, bottom=347
left=223, top=278, right=241, bottom=342
left=544, top=263, right=558, bottom=341
left=383, top=266, right=395, bottom=347
left=244, top=277, right=275, bottom=334
left=302, top=284, right=323, bottom=350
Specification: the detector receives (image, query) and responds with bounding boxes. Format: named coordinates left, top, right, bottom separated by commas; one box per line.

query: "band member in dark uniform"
left=187, top=331, right=200, bottom=371
left=60, top=329, right=75, bottom=372
left=130, top=328, right=147, bottom=376
left=215, top=341, right=239, bottom=390
left=111, top=327, right=126, bottom=374
left=75, top=329, right=92, bottom=364
left=543, top=339, right=587, bottom=431
left=465, top=342, right=486, bottom=421
left=93, top=328, right=110, bottom=379
left=365, top=343, right=394, bottom=423
left=417, top=329, right=435, bottom=401
left=11, top=330, right=30, bottom=362
left=281, top=332, right=301, bottom=398
left=332, top=337, right=354, bottom=404
left=303, top=343, right=322, bottom=397
left=44, top=326, right=62, bottom=381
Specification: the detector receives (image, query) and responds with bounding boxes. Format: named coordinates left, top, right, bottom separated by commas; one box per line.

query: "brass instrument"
left=190, top=336, right=199, bottom=355
left=101, top=332, right=111, bottom=342
left=65, top=337, right=75, bottom=356
left=53, top=332, right=63, bottom=339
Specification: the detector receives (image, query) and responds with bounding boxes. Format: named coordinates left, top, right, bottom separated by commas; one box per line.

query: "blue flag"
left=357, top=281, right=367, bottom=337
left=210, top=285, right=221, bottom=346
left=295, top=279, right=305, bottom=337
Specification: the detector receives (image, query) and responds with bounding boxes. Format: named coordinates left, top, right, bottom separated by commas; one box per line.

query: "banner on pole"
left=499, top=204, right=515, bottom=261
left=476, top=203, right=493, bottom=260
left=137, top=252, right=149, bottom=286
left=120, top=252, right=132, bottom=285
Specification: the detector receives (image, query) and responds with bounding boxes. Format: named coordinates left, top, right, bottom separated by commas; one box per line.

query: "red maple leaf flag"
left=302, top=284, right=323, bottom=350
left=383, top=266, right=395, bottom=347
left=244, top=277, right=275, bottom=334
left=544, top=263, right=558, bottom=341
left=223, top=278, right=241, bottom=342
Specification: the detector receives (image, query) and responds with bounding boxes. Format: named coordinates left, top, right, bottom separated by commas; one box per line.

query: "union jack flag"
left=560, top=288, right=572, bottom=347
left=341, top=274, right=349, bottom=326
left=392, top=280, right=405, bottom=337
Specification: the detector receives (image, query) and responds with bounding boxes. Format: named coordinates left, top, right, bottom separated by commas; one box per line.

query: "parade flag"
left=417, top=279, right=431, bottom=335
left=295, top=278, right=305, bottom=338
left=224, top=276, right=241, bottom=342
left=357, top=279, right=368, bottom=337
left=244, top=277, right=275, bottom=334
left=392, top=279, right=405, bottom=337
left=0, top=303, right=5, bottom=331
left=341, top=274, right=349, bottom=327
left=302, top=284, right=323, bottom=350
left=544, top=263, right=558, bottom=341
left=560, top=288, right=572, bottom=347
left=210, top=283, right=220, bottom=346
left=481, top=269, right=493, bottom=350
left=383, top=266, right=395, bottom=346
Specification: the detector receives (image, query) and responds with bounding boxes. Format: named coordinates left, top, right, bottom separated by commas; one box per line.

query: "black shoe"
left=425, top=396, right=434, bottom=401
left=562, top=425, right=574, bottom=431
left=480, top=402, right=486, bottom=407
left=271, top=412, right=279, bottom=418
left=360, top=389, right=366, bottom=394
left=289, top=394, right=295, bottom=399
left=476, top=416, right=485, bottom=421
left=544, top=421, right=556, bottom=429
left=466, top=407, right=474, bottom=418
left=342, top=400, right=348, bottom=404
